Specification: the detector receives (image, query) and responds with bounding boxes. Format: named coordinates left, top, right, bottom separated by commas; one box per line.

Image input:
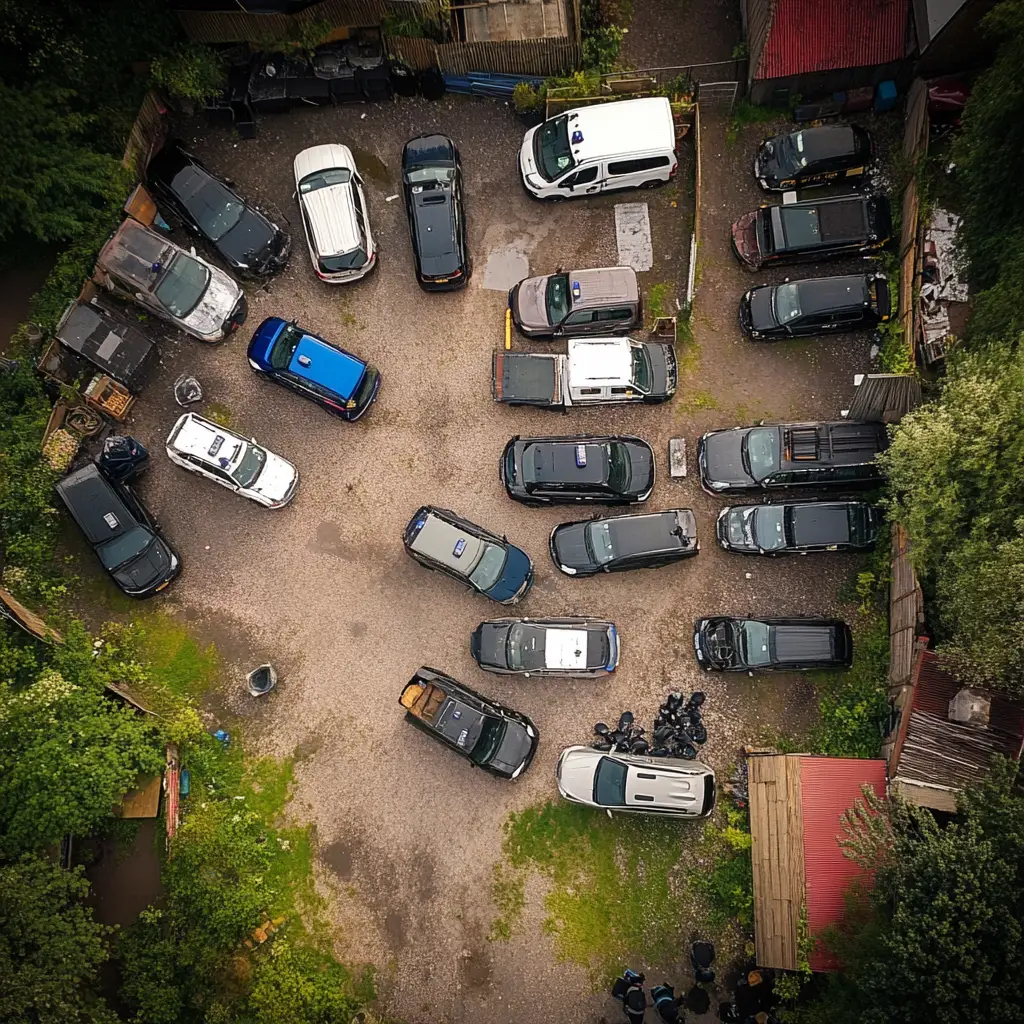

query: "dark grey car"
left=716, top=501, right=880, bottom=555
left=693, top=617, right=853, bottom=672
left=509, top=266, right=641, bottom=339
left=471, top=617, right=619, bottom=676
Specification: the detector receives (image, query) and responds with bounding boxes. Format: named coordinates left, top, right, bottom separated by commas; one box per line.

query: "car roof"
left=772, top=623, right=837, bottom=662
left=403, top=134, right=455, bottom=167
left=779, top=421, right=888, bottom=468
left=289, top=334, right=365, bottom=399
left=793, top=274, right=871, bottom=314
left=300, top=184, right=361, bottom=259
left=294, top=143, right=355, bottom=182
left=97, top=219, right=178, bottom=294
left=788, top=124, right=860, bottom=161
left=408, top=511, right=484, bottom=573
left=605, top=510, right=687, bottom=557
left=568, top=267, right=639, bottom=308
left=411, top=184, right=456, bottom=257
left=542, top=626, right=591, bottom=670
left=567, top=338, right=634, bottom=388
left=786, top=503, right=851, bottom=545
left=565, top=97, right=675, bottom=162
left=525, top=438, right=610, bottom=485
left=55, top=464, right=136, bottom=543
left=623, top=762, right=707, bottom=810
left=167, top=413, right=242, bottom=462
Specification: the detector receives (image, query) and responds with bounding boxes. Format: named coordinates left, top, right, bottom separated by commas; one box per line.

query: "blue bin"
left=875, top=80, right=898, bottom=112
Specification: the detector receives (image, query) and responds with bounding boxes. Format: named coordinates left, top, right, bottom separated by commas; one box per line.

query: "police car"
left=753, top=124, right=872, bottom=192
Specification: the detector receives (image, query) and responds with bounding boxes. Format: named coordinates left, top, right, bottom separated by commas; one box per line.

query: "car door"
left=559, top=308, right=597, bottom=334
left=560, top=165, right=601, bottom=196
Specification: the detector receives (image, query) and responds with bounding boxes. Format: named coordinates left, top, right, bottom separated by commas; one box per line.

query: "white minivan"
left=519, top=97, right=678, bottom=201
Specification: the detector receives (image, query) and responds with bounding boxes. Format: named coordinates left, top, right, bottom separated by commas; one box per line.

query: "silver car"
left=556, top=746, right=716, bottom=818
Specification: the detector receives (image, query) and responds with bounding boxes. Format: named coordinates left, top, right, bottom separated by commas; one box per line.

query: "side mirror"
left=189, top=246, right=197, bottom=256
left=524, top=672, right=531, bottom=679
left=606, top=809, right=613, bottom=820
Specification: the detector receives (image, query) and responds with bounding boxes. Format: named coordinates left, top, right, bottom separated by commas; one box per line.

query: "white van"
left=519, top=97, right=678, bottom=201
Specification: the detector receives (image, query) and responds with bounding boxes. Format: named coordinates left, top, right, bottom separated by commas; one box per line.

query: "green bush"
left=150, top=43, right=226, bottom=103
left=694, top=803, right=754, bottom=930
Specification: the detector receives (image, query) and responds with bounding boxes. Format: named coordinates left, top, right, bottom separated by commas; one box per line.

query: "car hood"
left=701, top=431, right=754, bottom=489
left=731, top=210, right=761, bottom=266
left=472, top=623, right=510, bottom=669
left=490, top=720, right=537, bottom=776
left=113, top=536, right=174, bottom=593
left=625, top=442, right=655, bottom=496
left=646, top=343, right=676, bottom=397
left=484, top=544, right=534, bottom=604
left=756, top=139, right=787, bottom=184
left=551, top=521, right=595, bottom=572
left=556, top=746, right=599, bottom=802
left=251, top=452, right=298, bottom=504
left=181, top=263, right=244, bottom=340
left=748, top=287, right=778, bottom=331
left=218, top=207, right=278, bottom=270
left=513, top=275, right=550, bottom=331
left=718, top=508, right=756, bottom=550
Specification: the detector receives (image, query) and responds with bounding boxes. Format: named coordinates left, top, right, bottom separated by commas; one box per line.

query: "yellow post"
left=505, top=307, right=512, bottom=349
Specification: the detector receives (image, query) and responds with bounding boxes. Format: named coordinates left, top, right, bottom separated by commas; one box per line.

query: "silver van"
left=510, top=266, right=641, bottom=338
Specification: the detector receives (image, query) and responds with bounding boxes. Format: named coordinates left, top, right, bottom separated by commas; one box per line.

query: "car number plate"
left=434, top=277, right=449, bottom=284
left=155, top=581, right=170, bottom=592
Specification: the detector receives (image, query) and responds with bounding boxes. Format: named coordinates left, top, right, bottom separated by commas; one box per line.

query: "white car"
left=556, top=746, right=716, bottom=818
left=165, top=413, right=298, bottom=508
left=293, top=144, right=376, bottom=283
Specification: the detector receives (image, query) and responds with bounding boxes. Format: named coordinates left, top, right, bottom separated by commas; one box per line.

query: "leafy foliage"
left=581, top=0, right=630, bottom=73
left=150, top=44, right=226, bottom=103
left=692, top=802, right=754, bottom=930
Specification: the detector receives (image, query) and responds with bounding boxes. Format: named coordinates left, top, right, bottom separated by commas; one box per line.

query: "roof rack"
left=786, top=427, right=820, bottom=461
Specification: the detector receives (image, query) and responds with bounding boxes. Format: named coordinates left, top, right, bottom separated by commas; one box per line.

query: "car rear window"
left=299, top=168, right=351, bottom=192
left=593, top=757, right=627, bottom=806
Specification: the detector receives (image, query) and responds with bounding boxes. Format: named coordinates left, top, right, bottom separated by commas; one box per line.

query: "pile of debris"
left=591, top=691, right=708, bottom=758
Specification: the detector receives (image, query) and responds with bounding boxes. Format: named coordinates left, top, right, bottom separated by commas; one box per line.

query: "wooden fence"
left=889, top=522, right=925, bottom=690
left=122, top=91, right=168, bottom=181
left=387, top=34, right=579, bottom=75
left=897, top=78, right=930, bottom=367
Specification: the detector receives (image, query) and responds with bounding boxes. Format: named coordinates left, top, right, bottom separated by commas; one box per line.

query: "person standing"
left=651, top=982, right=686, bottom=1022
left=612, top=969, right=648, bottom=1023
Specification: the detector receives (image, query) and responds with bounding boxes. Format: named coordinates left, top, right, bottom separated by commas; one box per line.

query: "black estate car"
left=56, top=464, right=180, bottom=598
left=698, top=421, right=887, bottom=495
left=399, top=667, right=538, bottom=779
left=403, top=505, right=533, bottom=604
left=693, top=617, right=853, bottom=672
left=146, top=141, right=290, bottom=278
left=401, top=134, right=469, bottom=290
left=550, top=509, right=698, bottom=576
left=740, top=273, right=890, bottom=340
left=471, top=618, right=619, bottom=676
left=753, top=124, right=872, bottom=191
left=717, top=501, right=880, bottom=555
left=501, top=435, right=655, bottom=506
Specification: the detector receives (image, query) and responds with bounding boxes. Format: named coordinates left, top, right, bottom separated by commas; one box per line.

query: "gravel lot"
left=113, top=94, right=883, bottom=1023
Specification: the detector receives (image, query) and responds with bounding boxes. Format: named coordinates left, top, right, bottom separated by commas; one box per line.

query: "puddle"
left=321, top=838, right=356, bottom=878
left=310, top=521, right=353, bottom=558
left=349, top=147, right=391, bottom=184
left=481, top=243, right=530, bottom=291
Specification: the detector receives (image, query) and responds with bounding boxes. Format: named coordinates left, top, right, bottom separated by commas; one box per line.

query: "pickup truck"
left=730, top=193, right=891, bottom=269
left=398, top=667, right=538, bottom=779
left=492, top=337, right=676, bottom=408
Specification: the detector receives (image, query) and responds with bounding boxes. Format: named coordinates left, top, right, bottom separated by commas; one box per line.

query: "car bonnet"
left=702, top=430, right=754, bottom=487
left=513, top=274, right=550, bottom=330
left=250, top=451, right=297, bottom=502
left=474, top=622, right=511, bottom=667
left=182, top=261, right=243, bottom=337
left=552, top=521, right=594, bottom=570
left=490, top=719, right=536, bottom=774
left=557, top=746, right=600, bottom=800
left=113, top=535, right=171, bottom=590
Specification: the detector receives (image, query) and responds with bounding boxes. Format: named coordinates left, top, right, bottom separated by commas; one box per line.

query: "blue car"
left=247, top=316, right=380, bottom=421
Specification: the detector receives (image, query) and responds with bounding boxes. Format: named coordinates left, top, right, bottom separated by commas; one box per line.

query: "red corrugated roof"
left=800, top=757, right=887, bottom=971
left=756, top=0, right=909, bottom=81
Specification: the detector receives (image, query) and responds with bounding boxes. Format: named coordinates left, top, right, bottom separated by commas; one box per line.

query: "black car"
left=55, top=463, right=180, bottom=598
left=403, top=505, right=534, bottom=604
left=550, top=509, right=698, bottom=576
left=716, top=501, right=880, bottom=555
left=740, top=274, right=890, bottom=341
left=753, top=124, right=872, bottom=191
left=693, top=617, right=853, bottom=672
left=698, top=421, right=887, bottom=495
left=401, top=134, right=469, bottom=290
left=471, top=617, right=619, bottom=676
left=146, top=140, right=290, bottom=278
left=399, top=667, right=538, bottom=778
left=501, top=435, right=655, bottom=506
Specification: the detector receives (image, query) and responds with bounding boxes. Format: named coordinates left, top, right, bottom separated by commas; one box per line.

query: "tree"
left=0, top=856, right=116, bottom=1024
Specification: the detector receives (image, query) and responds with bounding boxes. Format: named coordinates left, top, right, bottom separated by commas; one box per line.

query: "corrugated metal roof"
left=800, top=757, right=887, bottom=971
left=756, top=0, right=909, bottom=81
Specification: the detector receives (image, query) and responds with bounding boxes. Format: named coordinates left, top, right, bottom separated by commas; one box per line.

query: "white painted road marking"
left=614, top=203, right=653, bottom=272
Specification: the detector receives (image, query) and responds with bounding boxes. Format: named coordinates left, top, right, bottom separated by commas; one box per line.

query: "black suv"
left=693, top=617, right=853, bottom=672
left=55, top=464, right=180, bottom=597
left=146, top=140, right=290, bottom=278
left=550, top=509, right=698, bottom=576
left=717, top=501, right=880, bottom=555
left=403, top=506, right=533, bottom=604
left=740, top=274, right=890, bottom=341
left=753, top=124, right=872, bottom=191
left=402, top=134, right=469, bottom=290
left=501, top=435, right=655, bottom=506
left=698, top=421, right=887, bottom=495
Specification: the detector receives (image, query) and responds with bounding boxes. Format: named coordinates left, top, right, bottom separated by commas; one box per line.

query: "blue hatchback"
left=247, top=316, right=380, bottom=421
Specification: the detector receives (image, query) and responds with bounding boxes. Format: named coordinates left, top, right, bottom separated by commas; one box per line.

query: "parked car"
left=294, top=144, right=376, bottom=283
left=753, top=124, right=872, bottom=191
left=731, top=193, right=891, bottom=269
left=492, top=337, right=676, bottom=408
left=94, top=219, right=247, bottom=343
left=403, top=505, right=534, bottom=605
left=697, top=421, right=887, bottom=495
left=399, top=667, right=538, bottom=779
left=55, top=463, right=180, bottom=598
left=501, top=435, right=655, bottom=506
left=550, top=509, right=698, bottom=576
left=519, top=97, right=678, bottom=200
left=401, top=134, right=469, bottom=290
left=509, top=266, right=641, bottom=338
left=693, top=616, right=853, bottom=672
left=146, top=140, right=290, bottom=278
left=717, top=500, right=880, bottom=555
left=246, top=316, right=380, bottom=421
left=739, top=273, right=890, bottom=340
left=165, top=413, right=298, bottom=508
left=470, top=617, right=619, bottom=676
left=556, top=746, right=716, bottom=818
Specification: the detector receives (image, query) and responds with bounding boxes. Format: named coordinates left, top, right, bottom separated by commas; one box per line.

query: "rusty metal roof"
left=755, top=0, right=910, bottom=81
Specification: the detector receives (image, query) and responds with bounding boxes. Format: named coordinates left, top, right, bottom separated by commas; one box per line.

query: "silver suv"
left=556, top=746, right=716, bottom=818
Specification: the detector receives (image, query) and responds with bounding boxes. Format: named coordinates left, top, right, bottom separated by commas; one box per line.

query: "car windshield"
left=586, top=521, right=616, bottom=564
left=780, top=208, right=822, bottom=247
left=468, top=541, right=508, bottom=592
left=507, top=623, right=543, bottom=671
left=752, top=506, right=786, bottom=551
left=772, top=283, right=802, bottom=324
left=299, top=168, right=351, bottom=193
left=783, top=133, right=808, bottom=169
left=469, top=716, right=506, bottom=766
left=154, top=253, right=211, bottom=318
left=593, top=757, right=628, bottom=806
left=405, top=164, right=455, bottom=184
left=630, top=345, right=652, bottom=392
left=545, top=274, right=570, bottom=323
left=534, top=115, right=575, bottom=181
left=98, top=525, right=152, bottom=570
left=606, top=445, right=630, bottom=492
left=269, top=323, right=303, bottom=370
left=192, top=181, right=245, bottom=240
left=741, top=428, right=780, bottom=483
left=740, top=620, right=773, bottom=667
left=231, top=444, right=267, bottom=488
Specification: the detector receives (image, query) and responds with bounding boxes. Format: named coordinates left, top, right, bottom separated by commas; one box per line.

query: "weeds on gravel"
left=677, top=388, right=719, bottom=414
left=646, top=281, right=674, bottom=323
left=726, top=99, right=788, bottom=145
left=690, top=802, right=754, bottom=931
left=205, top=401, right=233, bottom=427
left=489, top=862, right=526, bottom=941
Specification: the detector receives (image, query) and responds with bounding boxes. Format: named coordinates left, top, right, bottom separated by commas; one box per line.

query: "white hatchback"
left=165, top=413, right=298, bottom=508
left=294, top=143, right=376, bottom=283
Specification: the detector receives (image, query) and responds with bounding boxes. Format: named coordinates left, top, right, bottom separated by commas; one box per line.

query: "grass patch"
left=204, top=401, right=233, bottom=427
left=726, top=99, right=786, bottom=145
left=489, top=862, right=526, bottom=941
left=678, top=388, right=719, bottom=414
left=645, top=281, right=674, bottom=324
left=690, top=803, right=753, bottom=931
left=135, top=613, right=221, bottom=700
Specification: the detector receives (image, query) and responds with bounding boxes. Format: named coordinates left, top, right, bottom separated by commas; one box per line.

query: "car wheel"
left=640, top=179, right=665, bottom=190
